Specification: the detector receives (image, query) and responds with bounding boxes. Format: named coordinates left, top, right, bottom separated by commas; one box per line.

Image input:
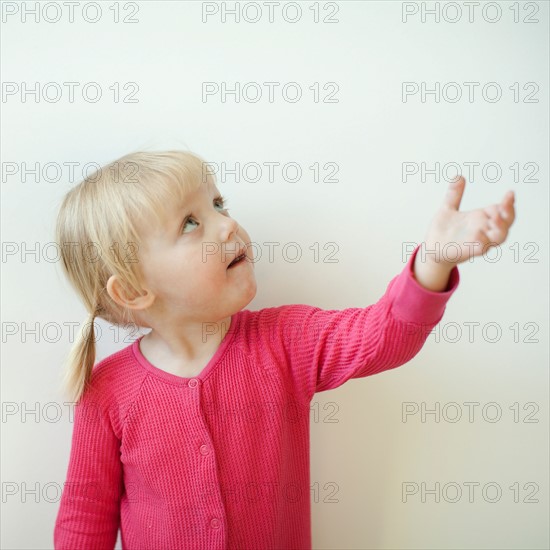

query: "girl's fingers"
left=500, top=202, right=515, bottom=224
left=482, top=205, right=507, bottom=243
left=487, top=220, right=507, bottom=243
left=482, top=218, right=502, bottom=244
left=489, top=211, right=507, bottom=231
left=499, top=191, right=515, bottom=222
left=484, top=204, right=501, bottom=223
left=505, top=190, right=515, bottom=203
left=485, top=195, right=514, bottom=226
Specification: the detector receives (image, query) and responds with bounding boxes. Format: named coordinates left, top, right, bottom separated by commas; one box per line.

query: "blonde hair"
left=55, top=149, right=213, bottom=404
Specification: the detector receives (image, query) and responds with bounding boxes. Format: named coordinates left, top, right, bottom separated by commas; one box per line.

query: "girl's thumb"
left=444, top=175, right=465, bottom=210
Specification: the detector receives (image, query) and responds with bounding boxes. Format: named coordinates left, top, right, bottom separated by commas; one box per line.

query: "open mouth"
left=227, top=251, right=247, bottom=269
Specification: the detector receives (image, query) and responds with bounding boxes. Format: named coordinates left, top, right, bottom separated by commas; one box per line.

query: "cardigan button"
left=188, top=378, right=198, bottom=388
left=200, top=444, right=210, bottom=455
left=210, top=518, right=220, bottom=529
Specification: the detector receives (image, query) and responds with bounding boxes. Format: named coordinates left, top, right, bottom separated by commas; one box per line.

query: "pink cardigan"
left=54, top=244, right=459, bottom=549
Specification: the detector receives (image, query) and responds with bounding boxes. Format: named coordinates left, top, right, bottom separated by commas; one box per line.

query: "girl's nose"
left=218, top=212, right=239, bottom=240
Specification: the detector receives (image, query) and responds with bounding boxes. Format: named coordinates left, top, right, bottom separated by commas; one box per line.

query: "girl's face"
left=136, top=180, right=257, bottom=324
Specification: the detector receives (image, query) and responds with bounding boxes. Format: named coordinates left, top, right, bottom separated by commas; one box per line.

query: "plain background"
left=1, top=1, right=548, bottom=548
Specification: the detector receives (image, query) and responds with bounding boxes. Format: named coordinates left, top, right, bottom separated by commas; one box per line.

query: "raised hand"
left=422, top=175, right=516, bottom=268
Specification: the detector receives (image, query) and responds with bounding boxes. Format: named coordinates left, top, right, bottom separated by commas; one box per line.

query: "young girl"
left=53, top=150, right=515, bottom=550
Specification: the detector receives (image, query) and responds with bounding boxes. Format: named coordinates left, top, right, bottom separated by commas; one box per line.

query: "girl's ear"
left=106, top=274, right=155, bottom=311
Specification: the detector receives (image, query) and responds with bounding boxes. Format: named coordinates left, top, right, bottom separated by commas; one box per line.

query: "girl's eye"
left=214, top=197, right=228, bottom=211
left=181, top=197, right=230, bottom=234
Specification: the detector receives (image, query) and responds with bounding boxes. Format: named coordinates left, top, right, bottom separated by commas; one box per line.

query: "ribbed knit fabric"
left=54, top=244, right=459, bottom=550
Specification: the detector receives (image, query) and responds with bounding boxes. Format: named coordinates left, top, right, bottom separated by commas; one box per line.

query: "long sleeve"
left=265, top=244, right=460, bottom=402
left=54, top=374, right=123, bottom=550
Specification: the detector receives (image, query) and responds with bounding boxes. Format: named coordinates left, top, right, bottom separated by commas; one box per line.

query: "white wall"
left=1, top=1, right=548, bottom=548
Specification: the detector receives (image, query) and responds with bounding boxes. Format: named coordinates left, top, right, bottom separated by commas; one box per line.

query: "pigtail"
left=61, top=311, right=98, bottom=405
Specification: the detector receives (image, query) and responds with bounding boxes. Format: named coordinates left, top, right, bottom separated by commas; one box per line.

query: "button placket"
left=191, top=381, right=211, bottom=457
left=188, top=376, right=224, bottom=537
